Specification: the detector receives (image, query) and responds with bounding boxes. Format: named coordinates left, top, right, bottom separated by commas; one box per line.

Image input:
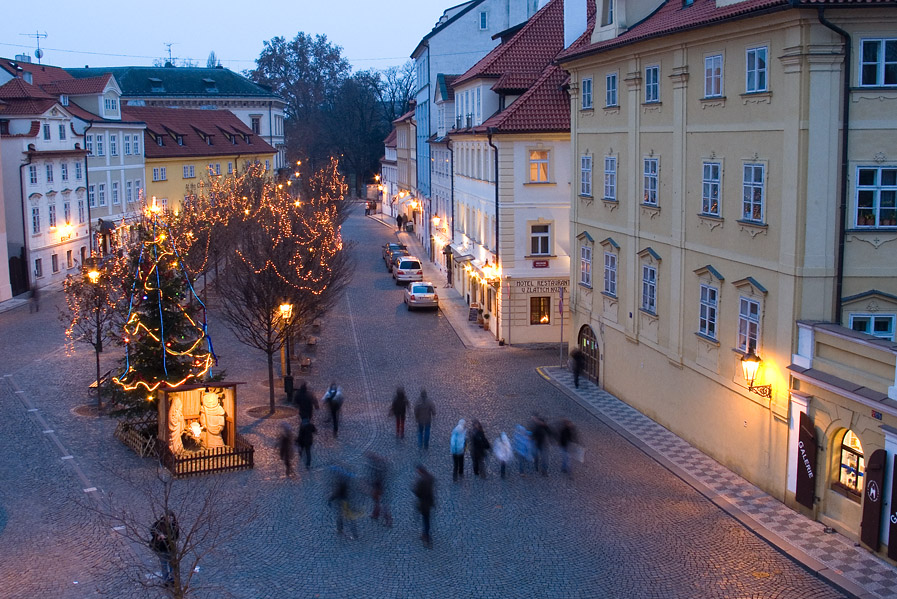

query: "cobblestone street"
left=0, top=212, right=851, bottom=598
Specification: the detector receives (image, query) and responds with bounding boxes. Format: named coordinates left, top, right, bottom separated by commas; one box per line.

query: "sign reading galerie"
left=795, top=411, right=817, bottom=510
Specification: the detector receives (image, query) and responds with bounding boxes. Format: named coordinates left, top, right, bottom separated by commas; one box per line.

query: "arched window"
left=838, top=430, right=865, bottom=496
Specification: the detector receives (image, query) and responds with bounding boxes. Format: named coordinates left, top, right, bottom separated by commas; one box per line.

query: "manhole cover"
left=246, top=406, right=297, bottom=420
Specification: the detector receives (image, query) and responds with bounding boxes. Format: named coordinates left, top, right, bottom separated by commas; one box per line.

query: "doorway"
left=577, top=325, right=599, bottom=384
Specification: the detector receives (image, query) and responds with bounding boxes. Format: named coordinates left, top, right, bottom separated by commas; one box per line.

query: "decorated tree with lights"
left=113, top=202, right=216, bottom=417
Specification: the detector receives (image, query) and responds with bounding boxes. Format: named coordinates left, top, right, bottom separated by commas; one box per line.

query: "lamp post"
left=87, top=267, right=105, bottom=410
left=741, top=345, right=772, bottom=398
left=279, top=302, right=294, bottom=400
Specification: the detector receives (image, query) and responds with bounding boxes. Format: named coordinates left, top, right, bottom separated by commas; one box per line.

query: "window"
left=61, top=163, right=68, bottom=181
left=580, top=155, right=593, bottom=196
left=63, top=201, right=71, bottom=224
left=34, top=258, right=42, bottom=278
left=77, top=199, right=85, bottom=223
left=581, top=77, right=593, bottom=109
left=156, top=135, right=164, bottom=147
left=153, top=167, right=167, bottom=181
left=643, top=158, right=658, bottom=206
left=96, top=134, right=104, bottom=156
left=86, top=135, right=93, bottom=155
left=737, top=297, right=761, bottom=351
left=176, top=135, right=184, bottom=146
left=531, top=224, right=550, bottom=255
left=184, top=165, right=195, bottom=179
left=227, top=162, right=234, bottom=174
left=60, top=95, right=68, bottom=106
left=855, top=167, right=896, bottom=227
left=110, top=134, right=117, bottom=156
left=88, top=185, right=96, bottom=208
left=604, top=157, right=617, bottom=201
left=645, top=66, right=660, bottom=103
left=704, top=54, right=723, bottom=97
left=133, top=135, right=140, bottom=155
left=124, top=135, right=131, bottom=155
left=112, top=181, right=120, bottom=205
left=699, top=284, right=718, bottom=339
left=66, top=250, right=73, bottom=269
left=51, top=254, right=59, bottom=273
left=48, top=204, right=57, bottom=228
left=849, top=313, right=896, bottom=340
left=580, top=245, right=592, bottom=287
left=479, top=11, right=487, bottom=30
left=746, top=46, right=768, bottom=93
left=104, top=97, right=118, bottom=111
left=838, top=430, right=865, bottom=495
left=46, top=164, right=54, bottom=183
left=75, top=162, right=82, bottom=180
left=529, top=150, right=549, bottom=183
left=742, top=163, right=765, bottom=222
left=135, top=180, right=142, bottom=202
left=28, top=165, right=37, bottom=185
left=702, top=162, right=721, bottom=216
left=43, top=124, right=51, bottom=140
left=604, top=252, right=617, bottom=296
left=641, top=265, right=657, bottom=313
left=250, top=116, right=261, bottom=134
left=263, top=160, right=269, bottom=172
left=859, top=39, right=897, bottom=87
left=530, top=297, right=551, bottom=325
left=606, top=73, right=618, bottom=106
left=58, top=124, right=66, bottom=140
left=32, top=207, right=40, bottom=234
left=126, top=181, right=133, bottom=204
left=601, top=0, right=613, bottom=26
left=98, top=183, right=106, bottom=207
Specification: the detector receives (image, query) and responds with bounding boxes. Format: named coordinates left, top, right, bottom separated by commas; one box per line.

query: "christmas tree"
left=113, top=200, right=216, bottom=415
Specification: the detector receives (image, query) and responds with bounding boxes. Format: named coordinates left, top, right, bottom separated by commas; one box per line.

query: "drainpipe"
left=816, top=8, right=850, bottom=325
left=487, top=128, right=500, bottom=339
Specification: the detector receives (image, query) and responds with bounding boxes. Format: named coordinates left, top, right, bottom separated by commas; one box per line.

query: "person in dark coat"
left=389, top=386, right=409, bottom=439
left=366, top=452, right=393, bottom=527
left=396, top=213, right=404, bottom=230
left=322, top=383, right=344, bottom=437
left=296, top=419, right=317, bottom=470
left=295, top=383, right=319, bottom=423
left=414, top=390, right=436, bottom=450
left=470, top=420, right=491, bottom=478
left=557, top=419, right=578, bottom=475
left=150, top=510, right=179, bottom=587
left=413, top=465, right=436, bottom=548
left=277, top=423, right=295, bottom=477
left=529, top=414, right=553, bottom=476
left=570, top=348, right=585, bottom=388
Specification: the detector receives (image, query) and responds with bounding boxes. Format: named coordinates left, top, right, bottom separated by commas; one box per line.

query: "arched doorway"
left=577, top=325, right=599, bottom=384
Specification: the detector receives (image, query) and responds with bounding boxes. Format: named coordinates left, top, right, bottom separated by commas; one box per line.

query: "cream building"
left=559, top=0, right=897, bottom=555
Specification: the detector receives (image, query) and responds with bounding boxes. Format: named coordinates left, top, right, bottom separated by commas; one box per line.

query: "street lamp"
left=741, top=345, right=772, bottom=398
left=87, top=267, right=105, bottom=409
left=279, top=302, right=294, bottom=400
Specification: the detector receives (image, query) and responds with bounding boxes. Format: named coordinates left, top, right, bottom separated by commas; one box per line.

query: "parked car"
left=394, top=257, right=423, bottom=284
left=387, top=249, right=410, bottom=272
left=382, top=242, right=407, bottom=263
left=404, top=282, right=438, bottom=311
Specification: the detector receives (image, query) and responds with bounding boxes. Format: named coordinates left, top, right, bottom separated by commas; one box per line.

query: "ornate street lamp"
left=741, top=345, right=772, bottom=398
left=279, top=302, right=294, bottom=399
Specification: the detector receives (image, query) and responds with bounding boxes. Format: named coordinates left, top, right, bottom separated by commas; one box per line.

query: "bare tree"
left=87, top=466, right=258, bottom=599
left=206, top=51, right=220, bottom=69
left=378, top=61, right=415, bottom=125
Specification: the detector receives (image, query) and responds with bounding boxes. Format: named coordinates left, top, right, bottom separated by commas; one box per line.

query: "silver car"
left=404, top=282, right=438, bottom=310
left=393, top=257, right=423, bottom=284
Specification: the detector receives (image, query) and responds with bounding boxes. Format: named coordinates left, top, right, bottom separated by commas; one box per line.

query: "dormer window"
left=104, top=98, right=118, bottom=112
left=23, top=72, right=33, bottom=84
left=59, top=95, right=69, bottom=106
left=176, top=135, right=184, bottom=146
left=202, top=78, right=219, bottom=93
left=156, top=135, right=164, bottom=147
left=601, top=0, right=613, bottom=26
left=149, top=77, right=164, bottom=92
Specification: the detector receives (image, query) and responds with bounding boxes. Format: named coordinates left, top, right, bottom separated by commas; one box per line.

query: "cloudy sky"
left=2, top=0, right=462, bottom=73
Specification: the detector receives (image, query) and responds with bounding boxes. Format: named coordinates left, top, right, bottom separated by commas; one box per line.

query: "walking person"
left=389, top=386, right=409, bottom=439
left=413, top=465, right=436, bottom=548
left=29, top=286, right=40, bottom=313
left=277, top=423, right=295, bottom=477
left=470, top=420, right=491, bottom=479
left=557, top=419, right=578, bottom=475
left=396, top=213, right=404, bottom=231
left=150, top=510, right=179, bottom=587
left=322, top=382, right=344, bottom=438
left=366, top=452, right=393, bottom=527
left=295, top=382, right=319, bottom=423
left=493, top=432, right=512, bottom=479
left=296, top=418, right=317, bottom=470
left=450, top=419, right=467, bottom=482
left=530, top=414, right=553, bottom=476
left=570, top=348, right=585, bottom=388
left=414, top=390, right=436, bottom=450
left=513, top=424, right=533, bottom=475
left=328, top=467, right=359, bottom=539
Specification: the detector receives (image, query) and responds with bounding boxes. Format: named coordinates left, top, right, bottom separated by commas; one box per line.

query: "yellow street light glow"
left=87, top=270, right=100, bottom=284
left=279, top=303, right=293, bottom=320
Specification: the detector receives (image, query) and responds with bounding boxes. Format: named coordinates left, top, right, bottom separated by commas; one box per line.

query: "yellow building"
left=559, top=0, right=897, bottom=555
left=122, top=106, right=276, bottom=211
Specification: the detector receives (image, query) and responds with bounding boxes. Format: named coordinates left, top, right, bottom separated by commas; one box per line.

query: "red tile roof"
left=41, top=75, right=112, bottom=96
left=0, top=77, right=55, bottom=100
left=0, top=58, right=73, bottom=86
left=383, top=129, right=398, bottom=147
left=478, top=65, right=571, bottom=133
left=393, top=107, right=416, bottom=124
left=121, top=106, right=275, bottom=159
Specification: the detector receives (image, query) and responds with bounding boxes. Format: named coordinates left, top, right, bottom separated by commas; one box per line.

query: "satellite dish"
left=34, top=48, right=43, bottom=60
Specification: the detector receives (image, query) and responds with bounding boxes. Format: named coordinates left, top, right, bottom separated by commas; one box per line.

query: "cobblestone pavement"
left=0, top=210, right=854, bottom=598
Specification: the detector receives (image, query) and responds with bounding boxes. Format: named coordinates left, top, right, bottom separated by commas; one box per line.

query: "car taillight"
left=397, top=270, right=405, bottom=275
left=434, top=295, right=438, bottom=301
left=409, top=295, right=415, bottom=300
left=416, top=271, right=422, bottom=274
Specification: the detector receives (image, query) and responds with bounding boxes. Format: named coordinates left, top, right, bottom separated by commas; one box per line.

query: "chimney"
left=564, top=0, right=587, bottom=48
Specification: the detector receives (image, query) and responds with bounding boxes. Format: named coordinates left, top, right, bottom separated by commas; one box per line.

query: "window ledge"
left=695, top=332, right=720, bottom=346
left=737, top=219, right=768, bottom=238
left=698, top=213, right=724, bottom=231
left=579, top=282, right=592, bottom=290
left=700, top=95, right=726, bottom=104
left=524, top=181, right=556, bottom=186
left=524, top=254, right=557, bottom=259
left=603, top=105, right=621, bottom=115
left=740, top=91, right=771, bottom=104
left=639, top=308, right=658, bottom=320
left=830, top=483, right=862, bottom=504
left=641, top=204, right=661, bottom=219
left=601, top=291, right=617, bottom=301
left=578, top=194, right=594, bottom=200
left=602, top=197, right=619, bottom=211
left=641, top=101, right=662, bottom=107
left=580, top=106, right=595, bottom=112
left=846, top=227, right=897, bottom=233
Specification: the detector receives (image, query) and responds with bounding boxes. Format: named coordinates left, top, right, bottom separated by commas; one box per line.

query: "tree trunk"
left=267, top=350, right=275, bottom=414
left=95, top=346, right=103, bottom=411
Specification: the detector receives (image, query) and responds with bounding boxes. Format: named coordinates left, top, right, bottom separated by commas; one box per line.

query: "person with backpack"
left=493, top=432, right=513, bottom=479
left=450, top=419, right=467, bottom=482
left=150, top=510, right=179, bottom=587
left=322, top=382, right=344, bottom=438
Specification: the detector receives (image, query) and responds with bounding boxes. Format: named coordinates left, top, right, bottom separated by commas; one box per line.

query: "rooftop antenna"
left=164, top=43, right=174, bottom=64
left=19, top=31, right=48, bottom=64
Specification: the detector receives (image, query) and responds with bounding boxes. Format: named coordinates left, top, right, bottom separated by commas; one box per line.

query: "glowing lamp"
left=279, top=303, right=293, bottom=320
left=87, top=270, right=100, bottom=284
left=740, top=346, right=772, bottom=398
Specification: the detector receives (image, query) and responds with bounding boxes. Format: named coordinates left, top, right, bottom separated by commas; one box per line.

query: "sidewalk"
left=538, top=365, right=897, bottom=599
left=369, top=213, right=500, bottom=350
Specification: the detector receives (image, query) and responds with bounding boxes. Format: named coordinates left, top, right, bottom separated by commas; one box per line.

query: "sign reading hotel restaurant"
left=795, top=411, right=817, bottom=510
left=861, top=449, right=886, bottom=551
left=514, top=279, right=569, bottom=294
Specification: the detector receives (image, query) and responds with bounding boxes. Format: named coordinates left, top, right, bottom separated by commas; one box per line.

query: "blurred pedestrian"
left=295, top=382, right=319, bottom=423
left=493, top=432, right=512, bottom=479
left=322, top=382, right=344, bottom=437
left=530, top=414, right=553, bottom=476
left=414, top=390, right=436, bottom=450
left=570, top=348, right=585, bottom=388
left=277, top=423, right=295, bottom=477
left=557, top=419, right=578, bottom=475
left=396, top=213, right=404, bottom=231
left=470, top=420, right=491, bottom=479
left=389, top=386, right=409, bottom=439
left=450, top=419, right=467, bottom=482
left=413, top=465, right=436, bottom=548
left=29, top=286, right=40, bottom=313
left=366, top=452, right=393, bottom=527
left=296, top=418, right=317, bottom=470
left=149, top=510, right=179, bottom=587
left=328, top=467, right=359, bottom=539
left=513, top=424, right=533, bottom=475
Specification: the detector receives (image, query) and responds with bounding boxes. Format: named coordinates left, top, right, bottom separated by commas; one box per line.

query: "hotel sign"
left=514, top=279, right=569, bottom=294
left=533, top=260, right=549, bottom=268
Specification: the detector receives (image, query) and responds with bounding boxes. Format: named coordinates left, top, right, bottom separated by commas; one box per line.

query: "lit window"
left=530, top=224, right=550, bottom=256
left=746, top=46, right=768, bottom=93
left=530, top=297, right=551, bottom=325
left=702, top=162, right=721, bottom=216
left=838, top=430, right=865, bottom=495
left=859, top=39, right=897, bottom=87
left=737, top=297, right=760, bottom=352
left=742, top=163, right=765, bottom=222
left=643, top=158, right=658, bottom=206
left=699, top=284, right=718, bottom=339
left=529, top=150, right=549, bottom=183
left=855, top=167, right=896, bottom=228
